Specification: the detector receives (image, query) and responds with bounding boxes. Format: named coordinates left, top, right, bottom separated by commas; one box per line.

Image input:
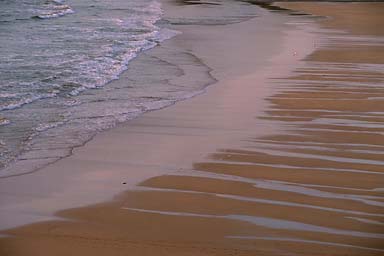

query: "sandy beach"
left=1, top=1, right=383, bottom=255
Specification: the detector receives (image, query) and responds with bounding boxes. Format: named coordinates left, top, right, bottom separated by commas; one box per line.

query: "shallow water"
left=0, top=0, right=178, bottom=173
left=0, top=0, right=261, bottom=177
left=129, top=3, right=384, bottom=253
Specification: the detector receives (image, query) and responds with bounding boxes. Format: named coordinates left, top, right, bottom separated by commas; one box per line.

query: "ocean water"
left=0, top=0, right=260, bottom=177
left=0, top=0, right=183, bottom=175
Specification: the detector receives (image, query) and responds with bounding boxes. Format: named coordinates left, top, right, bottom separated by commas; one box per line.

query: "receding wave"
left=32, top=0, right=74, bottom=19
left=33, top=5, right=74, bottom=19
left=0, top=117, right=10, bottom=126
left=0, top=0, right=191, bottom=177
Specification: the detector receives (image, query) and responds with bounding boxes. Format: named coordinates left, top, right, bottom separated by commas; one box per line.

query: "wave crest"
left=34, top=1, right=74, bottom=19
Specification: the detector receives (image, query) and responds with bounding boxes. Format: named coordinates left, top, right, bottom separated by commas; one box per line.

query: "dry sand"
left=1, top=1, right=383, bottom=256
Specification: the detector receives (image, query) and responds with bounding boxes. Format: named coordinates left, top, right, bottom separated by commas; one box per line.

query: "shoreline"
left=0, top=0, right=313, bottom=232
left=1, top=1, right=383, bottom=255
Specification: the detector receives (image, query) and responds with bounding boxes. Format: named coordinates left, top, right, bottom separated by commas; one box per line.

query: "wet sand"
left=1, top=1, right=384, bottom=256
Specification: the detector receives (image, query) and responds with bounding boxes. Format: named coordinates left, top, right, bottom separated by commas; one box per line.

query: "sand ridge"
left=1, top=1, right=383, bottom=256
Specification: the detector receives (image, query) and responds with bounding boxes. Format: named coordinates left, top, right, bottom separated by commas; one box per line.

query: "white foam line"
left=227, top=236, right=384, bottom=252
left=122, top=208, right=384, bottom=239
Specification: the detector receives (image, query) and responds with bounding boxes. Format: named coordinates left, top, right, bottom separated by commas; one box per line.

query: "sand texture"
left=1, top=1, right=383, bottom=256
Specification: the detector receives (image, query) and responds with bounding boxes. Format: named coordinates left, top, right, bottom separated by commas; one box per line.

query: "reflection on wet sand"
left=0, top=2, right=383, bottom=256
left=134, top=3, right=384, bottom=254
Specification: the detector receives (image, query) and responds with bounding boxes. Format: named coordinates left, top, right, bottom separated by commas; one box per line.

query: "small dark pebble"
left=122, top=182, right=126, bottom=184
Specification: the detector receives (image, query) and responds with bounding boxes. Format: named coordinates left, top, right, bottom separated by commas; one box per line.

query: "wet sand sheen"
left=1, top=2, right=384, bottom=256
left=137, top=2, right=384, bottom=252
